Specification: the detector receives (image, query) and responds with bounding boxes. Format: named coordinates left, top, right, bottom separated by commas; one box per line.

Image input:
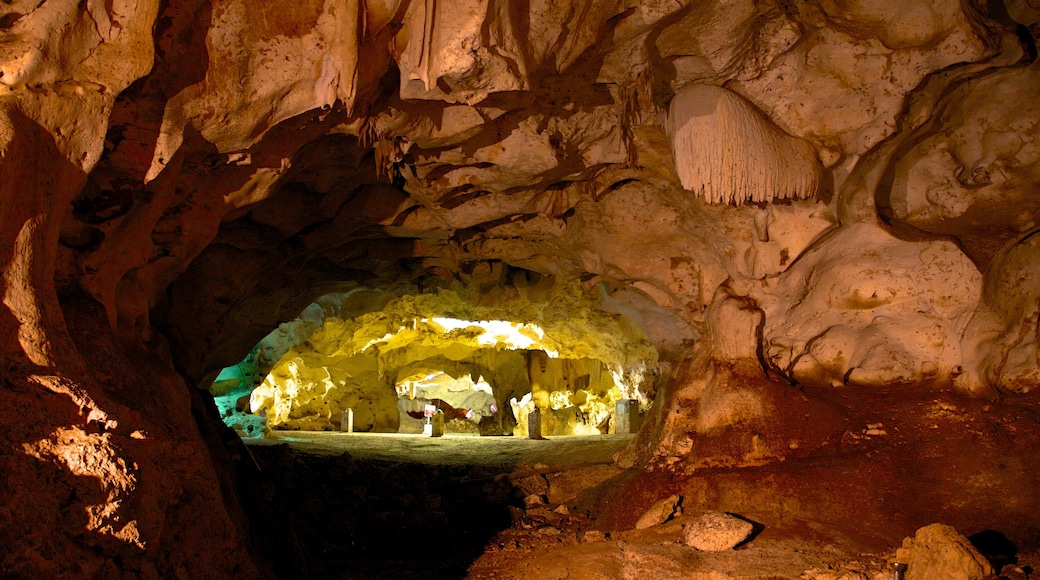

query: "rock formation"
left=895, top=523, right=995, bottom=580
left=683, top=511, right=755, bottom=552
left=1, top=0, right=1038, bottom=575
left=665, top=83, right=823, bottom=204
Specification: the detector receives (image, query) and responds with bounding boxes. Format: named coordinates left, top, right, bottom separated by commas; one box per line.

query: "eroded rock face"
left=1, top=0, right=1039, bottom=574
left=760, top=221, right=982, bottom=391
left=883, top=63, right=1040, bottom=264
left=969, top=231, right=1040, bottom=394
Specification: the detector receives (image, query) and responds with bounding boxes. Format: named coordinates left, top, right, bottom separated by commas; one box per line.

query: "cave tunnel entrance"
left=209, top=273, right=660, bottom=447
left=204, top=273, right=660, bottom=578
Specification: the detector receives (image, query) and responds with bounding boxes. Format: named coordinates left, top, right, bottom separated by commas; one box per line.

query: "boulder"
left=683, top=511, right=755, bottom=551
left=894, top=523, right=994, bottom=580
left=635, top=494, right=683, bottom=529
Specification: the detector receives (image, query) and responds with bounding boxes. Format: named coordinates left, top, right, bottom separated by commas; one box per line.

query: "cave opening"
left=202, top=273, right=661, bottom=578
left=209, top=272, right=660, bottom=447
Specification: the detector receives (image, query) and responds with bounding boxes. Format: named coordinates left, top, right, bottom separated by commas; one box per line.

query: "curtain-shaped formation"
left=666, top=83, right=822, bottom=205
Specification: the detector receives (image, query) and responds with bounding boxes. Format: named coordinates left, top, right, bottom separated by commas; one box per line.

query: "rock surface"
left=635, top=494, right=683, bottom=529
left=894, top=523, right=995, bottom=580
left=683, top=511, right=756, bottom=552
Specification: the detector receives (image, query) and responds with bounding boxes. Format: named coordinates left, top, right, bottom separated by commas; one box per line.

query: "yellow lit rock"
left=248, top=279, right=658, bottom=433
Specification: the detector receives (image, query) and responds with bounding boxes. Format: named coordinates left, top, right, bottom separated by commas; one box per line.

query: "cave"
left=211, top=276, right=658, bottom=440
left=3, top=0, right=1040, bottom=578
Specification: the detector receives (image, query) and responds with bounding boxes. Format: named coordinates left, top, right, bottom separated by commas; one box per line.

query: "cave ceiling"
left=35, top=0, right=1033, bottom=395
left=83, top=0, right=1030, bottom=400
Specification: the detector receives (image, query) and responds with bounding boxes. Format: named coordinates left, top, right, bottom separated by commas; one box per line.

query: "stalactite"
left=374, top=135, right=409, bottom=183
left=664, top=84, right=822, bottom=205
left=620, top=62, right=655, bottom=168
left=336, top=0, right=364, bottom=113
left=359, top=116, right=379, bottom=149
left=417, top=0, right=438, bottom=92
left=576, top=178, right=598, bottom=200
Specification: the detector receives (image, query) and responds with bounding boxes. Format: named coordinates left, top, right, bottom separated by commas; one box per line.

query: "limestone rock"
left=894, top=523, right=994, bottom=580
left=147, top=0, right=370, bottom=180
left=524, top=493, right=548, bottom=509
left=969, top=231, right=1040, bottom=394
left=546, top=465, right=622, bottom=506
left=396, top=0, right=528, bottom=104
left=654, top=0, right=768, bottom=86
left=665, top=84, right=822, bottom=205
left=706, top=288, right=762, bottom=361
left=730, top=0, right=989, bottom=162
left=760, top=221, right=982, bottom=391
left=683, top=511, right=755, bottom=551
left=1, top=0, right=1039, bottom=574
left=635, top=494, right=682, bottom=529
left=884, top=65, right=1040, bottom=262
left=582, top=530, right=608, bottom=543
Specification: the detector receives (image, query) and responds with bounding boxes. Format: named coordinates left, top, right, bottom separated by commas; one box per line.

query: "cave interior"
left=2, top=0, right=1040, bottom=577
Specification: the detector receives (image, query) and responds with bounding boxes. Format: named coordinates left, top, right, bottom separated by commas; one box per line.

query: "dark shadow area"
left=243, top=443, right=523, bottom=579
left=969, top=529, right=1018, bottom=571
left=192, top=387, right=295, bottom=578
left=728, top=513, right=766, bottom=549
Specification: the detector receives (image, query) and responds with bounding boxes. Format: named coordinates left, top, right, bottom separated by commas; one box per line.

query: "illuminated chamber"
left=212, top=280, right=658, bottom=438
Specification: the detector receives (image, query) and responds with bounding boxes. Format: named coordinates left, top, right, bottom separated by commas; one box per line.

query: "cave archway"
left=210, top=273, right=661, bottom=443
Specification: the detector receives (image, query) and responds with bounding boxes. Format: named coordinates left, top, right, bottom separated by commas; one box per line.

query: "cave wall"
left=1, top=0, right=1039, bottom=574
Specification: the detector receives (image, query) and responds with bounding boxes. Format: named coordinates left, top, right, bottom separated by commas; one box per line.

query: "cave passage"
left=210, top=279, right=659, bottom=448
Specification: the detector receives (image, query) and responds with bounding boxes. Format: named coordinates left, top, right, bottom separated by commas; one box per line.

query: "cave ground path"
left=248, top=431, right=634, bottom=467
left=240, top=422, right=1040, bottom=579
left=241, top=433, right=638, bottom=579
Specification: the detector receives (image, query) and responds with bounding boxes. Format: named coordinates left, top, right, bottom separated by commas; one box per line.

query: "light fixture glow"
left=425, top=317, right=557, bottom=355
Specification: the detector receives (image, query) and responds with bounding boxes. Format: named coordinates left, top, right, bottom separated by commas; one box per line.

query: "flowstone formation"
left=1, top=0, right=1039, bottom=575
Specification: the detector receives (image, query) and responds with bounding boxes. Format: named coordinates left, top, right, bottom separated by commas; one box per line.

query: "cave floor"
left=242, top=432, right=637, bottom=579
left=247, top=431, right=634, bottom=467
left=241, top=424, right=1039, bottom=579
